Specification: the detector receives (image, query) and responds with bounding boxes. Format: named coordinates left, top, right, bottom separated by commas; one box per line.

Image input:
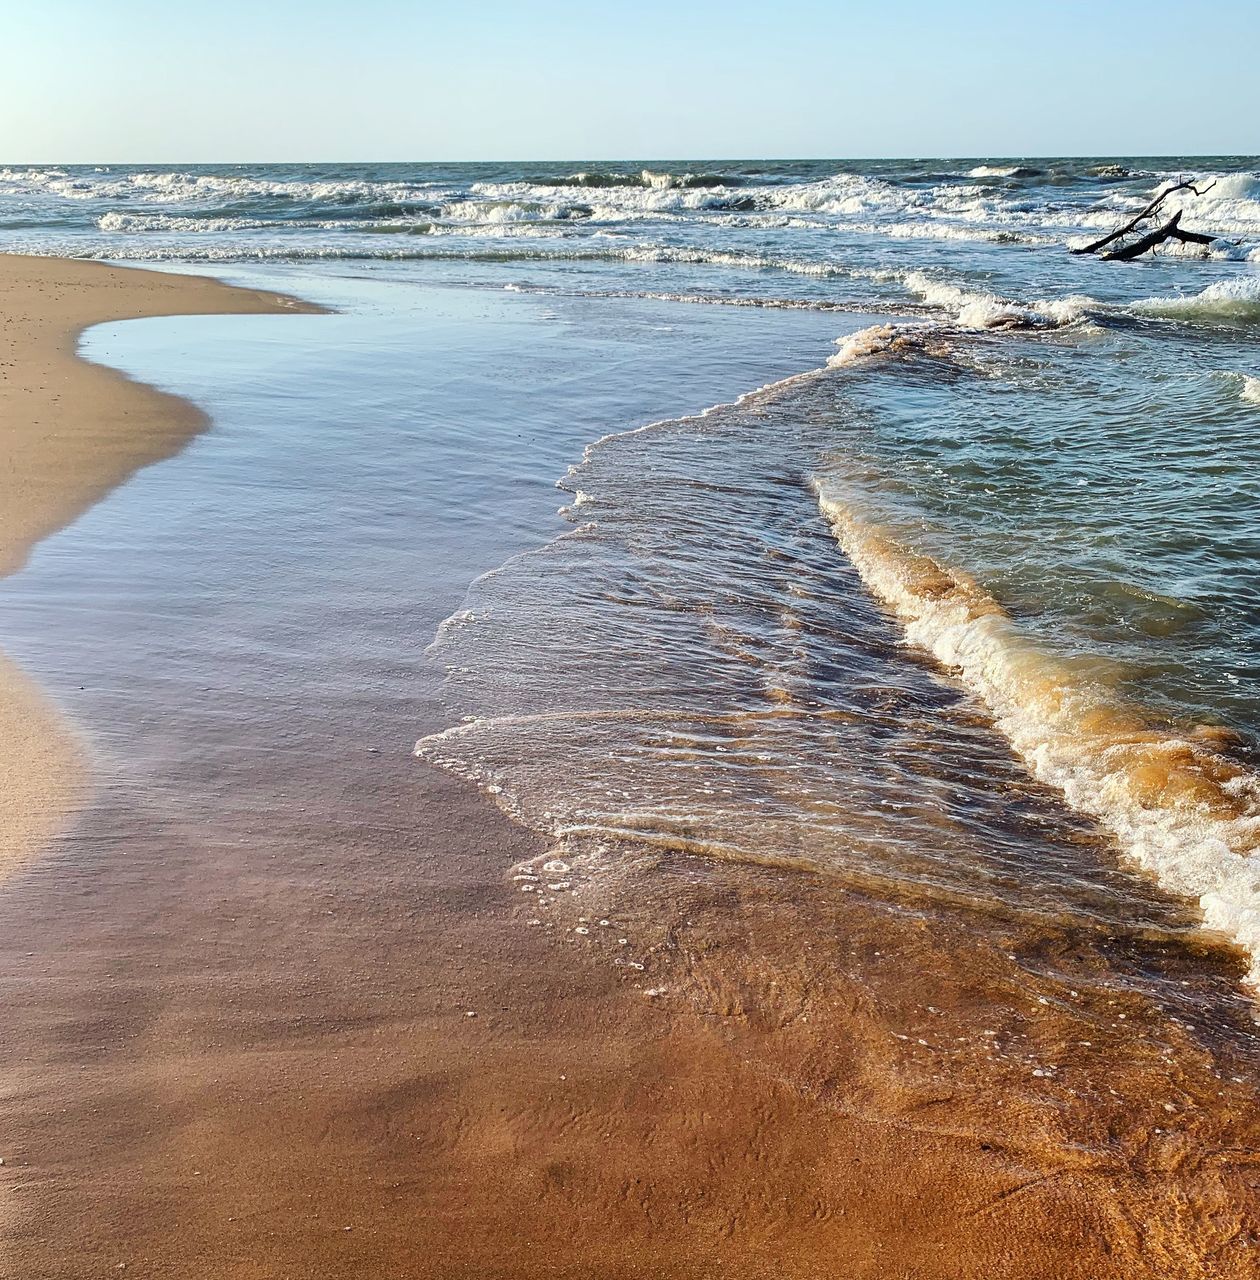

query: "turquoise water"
left=4, top=157, right=1260, bottom=992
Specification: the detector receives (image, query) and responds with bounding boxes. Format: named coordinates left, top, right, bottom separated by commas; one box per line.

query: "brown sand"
left=1, top=256, right=1258, bottom=1279
left=0, top=254, right=321, bottom=872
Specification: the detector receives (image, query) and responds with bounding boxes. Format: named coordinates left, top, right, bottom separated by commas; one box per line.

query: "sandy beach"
left=2, top=254, right=1259, bottom=1280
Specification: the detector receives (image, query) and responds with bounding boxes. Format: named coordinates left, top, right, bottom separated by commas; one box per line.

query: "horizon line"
left=6, top=152, right=1260, bottom=167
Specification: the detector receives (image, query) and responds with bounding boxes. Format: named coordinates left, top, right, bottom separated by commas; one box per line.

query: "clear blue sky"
left=5, top=0, right=1258, bottom=162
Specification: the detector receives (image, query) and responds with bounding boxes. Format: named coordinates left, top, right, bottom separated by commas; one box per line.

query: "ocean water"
left=5, top=158, right=1260, bottom=1020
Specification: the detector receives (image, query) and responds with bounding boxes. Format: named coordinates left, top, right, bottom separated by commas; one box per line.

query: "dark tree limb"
left=1071, top=178, right=1218, bottom=256
left=1168, top=226, right=1216, bottom=246
left=1101, top=212, right=1184, bottom=261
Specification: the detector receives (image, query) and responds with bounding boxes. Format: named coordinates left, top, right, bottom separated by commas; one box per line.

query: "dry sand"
left=0, top=254, right=320, bottom=873
left=0, top=255, right=1257, bottom=1279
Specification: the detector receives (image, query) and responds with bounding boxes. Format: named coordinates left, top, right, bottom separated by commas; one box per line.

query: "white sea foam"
left=827, top=323, right=937, bottom=367
left=469, top=179, right=734, bottom=220
left=617, top=244, right=859, bottom=278
left=461, top=171, right=1061, bottom=243
left=1132, top=276, right=1260, bottom=324
left=1078, top=173, right=1260, bottom=243
left=438, top=198, right=593, bottom=225
left=1241, top=376, right=1260, bottom=405
left=828, top=219, right=1050, bottom=246
left=2, top=160, right=1220, bottom=259
left=16, top=167, right=444, bottom=207
left=5, top=161, right=1258, bottom=328
left=96, top=211, right=284, bottom=233
left=1170, top=174, right=1260, bottom=235
left=0, top=236, right=876, bottom=281
left=901, top=270, right=1094, bottom=329
left=815, top=491, right=1260, bottom=986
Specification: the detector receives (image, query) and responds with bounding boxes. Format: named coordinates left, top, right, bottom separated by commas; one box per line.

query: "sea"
left=4, top=158, right=1260, bottom=1108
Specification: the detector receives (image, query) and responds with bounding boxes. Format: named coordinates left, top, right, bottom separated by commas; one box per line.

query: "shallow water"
left=0, top=276, right=845, bottom=779
left=3, top=157, right=1260, bottom=1032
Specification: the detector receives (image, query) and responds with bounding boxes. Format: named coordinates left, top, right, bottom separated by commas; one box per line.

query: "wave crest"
left=901, top=270, right=1095, bottom=330
left=815, top=490, right=1260, bottom=985
left=1133, top=276, right=1260, bottom=325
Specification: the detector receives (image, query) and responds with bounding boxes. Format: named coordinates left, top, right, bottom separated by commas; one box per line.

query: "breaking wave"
left=1132, top=276, right=1260, bottom=325
left=900, top=270, right=1095, bottom=329
left=814, top=489, right=1260, bottom=985
left=527, top=169, right=743, bottom=190
left=966, top=164, right=1043, bottom=179
left=7, top=160, right=1257, bottom=275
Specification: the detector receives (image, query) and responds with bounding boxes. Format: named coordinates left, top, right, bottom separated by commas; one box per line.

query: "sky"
left=3, top=0, right=1258, bottom=162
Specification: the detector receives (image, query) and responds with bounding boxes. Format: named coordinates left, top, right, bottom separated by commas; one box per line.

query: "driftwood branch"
left=1072, top=178, right=1218, bottom=259
left=1168, top=226, right=1216, bottom=246
left=1101, top=211, right=1184, bottom=260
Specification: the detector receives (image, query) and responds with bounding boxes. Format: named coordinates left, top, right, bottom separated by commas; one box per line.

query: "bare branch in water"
left=1072, top=178, right=1218, bottom=259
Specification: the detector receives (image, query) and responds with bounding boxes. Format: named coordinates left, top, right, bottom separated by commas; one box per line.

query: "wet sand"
left=1, top=258, right=1258, bottom=1279
left=0, top=255, right=319, bottom=873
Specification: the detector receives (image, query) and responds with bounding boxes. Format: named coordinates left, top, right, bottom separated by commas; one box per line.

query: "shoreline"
left=0, top=256, right=1257, bottom=1278
left=0, top=254, right=323, bottom=872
